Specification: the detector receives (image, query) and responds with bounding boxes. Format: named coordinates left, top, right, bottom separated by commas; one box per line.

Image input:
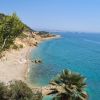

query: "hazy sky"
left=0, top=0, right=100, bottom=32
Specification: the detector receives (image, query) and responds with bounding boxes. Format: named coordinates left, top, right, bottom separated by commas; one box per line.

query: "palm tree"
left=48, top=69, right=88, bottom=100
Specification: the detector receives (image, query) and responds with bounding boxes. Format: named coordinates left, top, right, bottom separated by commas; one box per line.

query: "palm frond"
left=49, top=69, right=88, bottom=100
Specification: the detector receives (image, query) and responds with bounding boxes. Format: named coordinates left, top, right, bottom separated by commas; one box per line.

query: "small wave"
left=83, top=39, right=100, bottom=44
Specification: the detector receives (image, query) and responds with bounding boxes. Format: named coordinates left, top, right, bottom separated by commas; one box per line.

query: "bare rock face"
left=14, top=31, right=43, bottom=49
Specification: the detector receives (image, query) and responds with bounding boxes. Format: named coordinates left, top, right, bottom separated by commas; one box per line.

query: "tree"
left=48, top=69, right=88, bottom=100
left=0, top=13, right=24, bottom=51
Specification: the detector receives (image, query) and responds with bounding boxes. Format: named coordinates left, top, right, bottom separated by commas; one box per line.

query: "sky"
left=0, top=0, right=100, bottom=32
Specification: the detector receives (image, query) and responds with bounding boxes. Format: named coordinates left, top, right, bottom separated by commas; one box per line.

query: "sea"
left=28, top=32, right=100, bottom=100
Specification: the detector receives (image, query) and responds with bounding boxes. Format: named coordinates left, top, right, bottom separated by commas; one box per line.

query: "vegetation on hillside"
left=0, top=80, right=42, bottom=100
left=0, top=13, right=23, bottom=52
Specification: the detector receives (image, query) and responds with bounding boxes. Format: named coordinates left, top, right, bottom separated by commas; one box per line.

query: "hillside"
left=0, top=13, right=55, bottom=57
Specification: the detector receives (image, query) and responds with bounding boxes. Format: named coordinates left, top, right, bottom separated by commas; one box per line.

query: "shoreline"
left=0, top=34, right=61, bottom=84
left=24, top=34, right=61, bottom=83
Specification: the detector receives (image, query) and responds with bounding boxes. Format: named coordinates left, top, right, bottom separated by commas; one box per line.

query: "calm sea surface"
left=29, top=32, right=100, bottom=100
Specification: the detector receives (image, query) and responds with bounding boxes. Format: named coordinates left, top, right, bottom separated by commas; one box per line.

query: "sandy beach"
left=0, top=34, right=60, bottom=83
left=0, top=46, right=31, bottom=83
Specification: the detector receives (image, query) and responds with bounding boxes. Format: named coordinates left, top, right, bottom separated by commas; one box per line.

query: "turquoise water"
left=29, top=32, right=100, bottom=100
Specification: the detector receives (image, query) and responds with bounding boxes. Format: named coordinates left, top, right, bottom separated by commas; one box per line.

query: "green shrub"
left=19, top=44, right=23, bottom=48
left=9, top=81, right=34, bottom=100
left=0, top=82, right=9, bottom=100
left=12, top=44, right=19, bottom=50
